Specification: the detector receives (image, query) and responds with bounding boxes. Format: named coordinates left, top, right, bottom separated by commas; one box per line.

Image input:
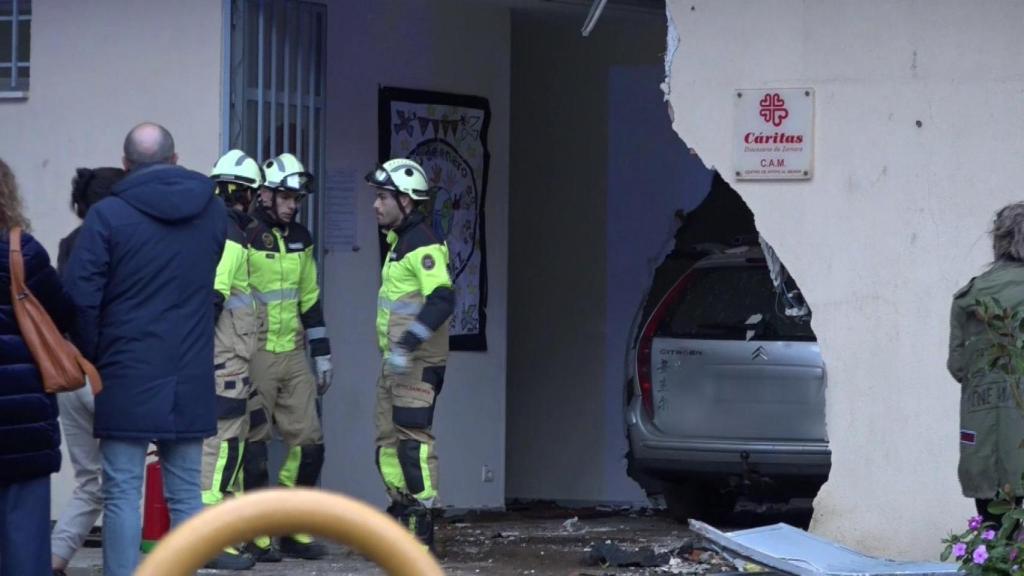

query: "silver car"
left=625, top=245, right=829, bottom=521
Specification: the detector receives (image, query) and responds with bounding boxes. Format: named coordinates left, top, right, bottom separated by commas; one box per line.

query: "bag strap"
left=9, top=227, right=25, bottom=298
left=9, top=227, right=103, bottom=396
left=80, top=357, right=102, bottom=395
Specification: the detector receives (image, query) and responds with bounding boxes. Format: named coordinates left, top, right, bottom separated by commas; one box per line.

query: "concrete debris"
left=72, top=507, right=735, bottom=575
left=661, top=556, right=708, bottom=574
left=584, top=542, right=674, bottom=568
left=562, top=516, right=582, bottom=533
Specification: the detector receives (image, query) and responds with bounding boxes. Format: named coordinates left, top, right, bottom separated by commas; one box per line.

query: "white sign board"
left=323, top=169, right=359, bottom=252
left=734, top=88, right=814, bottom=180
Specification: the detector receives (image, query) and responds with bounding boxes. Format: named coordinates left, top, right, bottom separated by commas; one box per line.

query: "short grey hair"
left=992, top=202, right=1024, bottom=262
left=123, top=122, right=175, bottom=166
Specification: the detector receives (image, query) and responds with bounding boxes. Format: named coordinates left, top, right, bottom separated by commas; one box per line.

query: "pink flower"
left=969, top=516, right=984, bottom=531
left=984, top=530, right=997, bottom=541
left=1012, top=548, right=1019, bottom=562
left=974, top=545, right=989, bottom=565
left=953, top=543, right=968, bottom=559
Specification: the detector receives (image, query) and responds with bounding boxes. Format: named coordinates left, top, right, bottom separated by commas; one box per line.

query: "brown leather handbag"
left=9, top=227, right=101, bottom=395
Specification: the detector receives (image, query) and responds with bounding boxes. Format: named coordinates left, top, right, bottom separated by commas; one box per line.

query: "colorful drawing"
left=379, top=88, right=490, bottom=351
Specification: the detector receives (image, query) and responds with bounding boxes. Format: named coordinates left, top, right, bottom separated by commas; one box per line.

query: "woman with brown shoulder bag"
left=0, top=158, right=77, bottom=576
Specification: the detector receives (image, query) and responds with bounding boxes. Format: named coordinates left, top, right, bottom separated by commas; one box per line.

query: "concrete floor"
left=66, top=500, right=811, bottom=575
left=67, top=510, right=717, bottom=575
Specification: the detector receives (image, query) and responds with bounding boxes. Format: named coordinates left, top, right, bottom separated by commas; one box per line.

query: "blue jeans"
left=0, top=475, right=50, bottom=576
left=101, top=439, right=203, bottom=576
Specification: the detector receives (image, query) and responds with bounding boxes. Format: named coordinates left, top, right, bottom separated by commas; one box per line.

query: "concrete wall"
left=0, top=0, right=223, bottom=517
left=507, top=11, right=672, bottom=503
left=320, top=0, right=510, bottom=509
left=1, top=0, right=223, bottom=255
left=665, top=0, right=1024, bottom=559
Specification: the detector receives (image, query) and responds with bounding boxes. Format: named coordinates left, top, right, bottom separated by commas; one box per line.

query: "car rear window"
left=657, top=265, right=816, bottom=342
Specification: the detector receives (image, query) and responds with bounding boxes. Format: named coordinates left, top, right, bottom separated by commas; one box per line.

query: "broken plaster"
left=658, top=0, right=835, bottom=551
left=661, top=4, right=680, bottom=102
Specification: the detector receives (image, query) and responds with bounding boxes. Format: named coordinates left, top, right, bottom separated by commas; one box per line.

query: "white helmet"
left=365, top=158, right=432, bottom=201
left=263, top=153, right=314, bottom=193
left=210, top=149, right=262, bottom=188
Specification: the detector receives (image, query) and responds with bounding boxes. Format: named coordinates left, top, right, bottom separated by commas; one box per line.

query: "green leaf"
left=991, top=500, right=1014, bottom=515
left=1000, top=525, right=1016, bottom=542
left=941, top=546, right=952, bottom=562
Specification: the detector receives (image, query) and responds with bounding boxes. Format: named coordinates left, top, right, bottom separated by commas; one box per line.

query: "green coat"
left=948, top=261, right=1024, bottom=498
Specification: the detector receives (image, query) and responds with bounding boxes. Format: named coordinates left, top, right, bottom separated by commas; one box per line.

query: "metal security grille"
left=225, top=0, right=326, bottom=237
left=0, top=0, right=30, bottom=94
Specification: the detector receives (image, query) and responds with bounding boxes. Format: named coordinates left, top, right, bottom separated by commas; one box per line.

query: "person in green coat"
left=948, top=202, right=1024, bottom=522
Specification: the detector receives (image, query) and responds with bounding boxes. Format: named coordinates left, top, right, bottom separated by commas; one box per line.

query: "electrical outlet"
left=481, top=464, right=495, bottom=483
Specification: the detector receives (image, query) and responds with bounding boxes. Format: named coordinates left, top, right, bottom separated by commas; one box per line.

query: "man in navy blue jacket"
left=66, top=123, right=226, bottom=576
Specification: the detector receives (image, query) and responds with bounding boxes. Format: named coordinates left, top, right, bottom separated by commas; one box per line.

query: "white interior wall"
left=507, top=10, right=672, bottom=503
left=665, top=0, right=1024, bottom=559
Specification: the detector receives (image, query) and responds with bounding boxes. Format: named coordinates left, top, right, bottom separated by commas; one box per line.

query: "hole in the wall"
left=625, top=172, right=829, bottom=528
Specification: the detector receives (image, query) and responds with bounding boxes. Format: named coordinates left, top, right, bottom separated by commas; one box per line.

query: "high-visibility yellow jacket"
left=377, top=212, right=454, bottom=359
left=213, top=208, right=257, bottom=367
left=246, top=206, right=330, bottom=357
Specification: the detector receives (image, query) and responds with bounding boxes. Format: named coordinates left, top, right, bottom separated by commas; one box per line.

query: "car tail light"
left=636, top=270, right=696, bottom=420
left=637, top=341, right=653, bottom=417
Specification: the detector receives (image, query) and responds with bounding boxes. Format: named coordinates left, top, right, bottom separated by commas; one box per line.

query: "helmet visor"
left=271, top=171, right=314, bottom=193
left=216, top=182, right=251, bottom=196
left=365, top=165, right=399, bottom=191
left=212, top=173, right=260, bottom=187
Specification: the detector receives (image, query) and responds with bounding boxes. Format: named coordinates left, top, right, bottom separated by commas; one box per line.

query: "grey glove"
left=385, top=347, right=411, bottom=376
left=314, top=355, right=333, bottom=395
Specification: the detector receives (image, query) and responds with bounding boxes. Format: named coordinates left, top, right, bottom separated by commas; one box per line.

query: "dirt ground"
left=436, top=508, right=706, bottom=576
left=67, top=501, right=809, bottom=575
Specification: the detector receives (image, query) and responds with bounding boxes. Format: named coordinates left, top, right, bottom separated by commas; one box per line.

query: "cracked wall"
left=665, top=0, right=1024, bottom=560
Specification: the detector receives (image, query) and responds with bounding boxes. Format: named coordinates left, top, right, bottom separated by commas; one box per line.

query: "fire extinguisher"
left=140, top=451, right=170, bottom=553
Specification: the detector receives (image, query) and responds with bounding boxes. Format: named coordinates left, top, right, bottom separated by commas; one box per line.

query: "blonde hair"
left=0, top=158, right=31, bottom=232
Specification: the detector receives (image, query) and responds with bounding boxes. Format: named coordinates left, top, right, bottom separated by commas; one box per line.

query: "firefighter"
left=202, top=149, right=261, bottom=571
left=365, top=158, right=455, bottom=551
left=240, top=153, right=332, bottom=561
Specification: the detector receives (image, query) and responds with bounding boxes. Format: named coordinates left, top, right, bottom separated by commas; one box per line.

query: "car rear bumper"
left=626, top=401, right=831, bottom=480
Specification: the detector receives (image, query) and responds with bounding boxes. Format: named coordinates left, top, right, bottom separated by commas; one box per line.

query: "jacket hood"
left=113, top=164, right=216, bottom=223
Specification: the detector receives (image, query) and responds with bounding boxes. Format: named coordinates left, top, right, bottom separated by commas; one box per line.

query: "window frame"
left=0, top=0, right=31, bottom=98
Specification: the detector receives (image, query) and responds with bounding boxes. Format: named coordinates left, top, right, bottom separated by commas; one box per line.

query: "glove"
left=314, top=355, right=333, bottom=396
left=385, top=347, right=411, bottom=376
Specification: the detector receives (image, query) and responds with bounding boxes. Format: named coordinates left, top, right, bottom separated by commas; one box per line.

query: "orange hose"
left=134, top=488, right=444, bottom=576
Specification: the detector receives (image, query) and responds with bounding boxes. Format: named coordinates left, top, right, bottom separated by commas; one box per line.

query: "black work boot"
left=204, top=546, right=256, bottom=570
left=408, top=506, right=435, bottom=552
left=279, top=534, right=328, bottom=560
left=386, top=500, right=408, bottom=520
left=242, top=537, right=282, bottom=563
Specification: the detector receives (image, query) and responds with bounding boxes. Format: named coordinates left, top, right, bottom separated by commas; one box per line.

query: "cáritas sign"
left=734, top=88, right=814, bottom=180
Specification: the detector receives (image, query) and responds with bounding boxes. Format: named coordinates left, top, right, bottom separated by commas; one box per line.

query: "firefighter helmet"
left=263, top=153, right=314, bottom=193
left=210, top=149, right=262, bottom=189
left=365, top=158, right=432, bottom=201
